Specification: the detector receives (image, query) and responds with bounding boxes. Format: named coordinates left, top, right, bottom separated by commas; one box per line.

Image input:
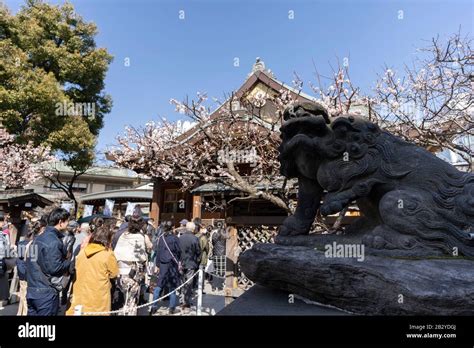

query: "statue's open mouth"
left=278, top=107, right=331, bottom=178
left=279, top=102, right=331, bottom=155
left=280, top=115, right=330, bottom=140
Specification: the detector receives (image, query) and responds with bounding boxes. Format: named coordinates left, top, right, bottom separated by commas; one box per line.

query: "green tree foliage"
left=0, top=0, right=113, bottom=171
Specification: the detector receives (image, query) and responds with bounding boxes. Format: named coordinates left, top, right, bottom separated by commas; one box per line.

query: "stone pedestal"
left=239, top=239, right=474, bottom=315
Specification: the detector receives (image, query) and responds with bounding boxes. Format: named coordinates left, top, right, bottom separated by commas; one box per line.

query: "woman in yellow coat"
left=66, top=218, right=118, bottom=316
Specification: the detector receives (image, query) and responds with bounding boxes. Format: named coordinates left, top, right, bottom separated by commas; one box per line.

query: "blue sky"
left=4, top=0, right=473, bottom=155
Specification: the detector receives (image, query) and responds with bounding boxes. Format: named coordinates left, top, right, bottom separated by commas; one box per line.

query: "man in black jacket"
left=26, top=208, right=71, bottom=316
left=149, top=222, right=181, bottom=315
left=178, top=221, right=200, bottom=310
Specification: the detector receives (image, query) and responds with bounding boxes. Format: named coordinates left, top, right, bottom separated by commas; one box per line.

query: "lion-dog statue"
left=278, top=102, right=474, bottom=257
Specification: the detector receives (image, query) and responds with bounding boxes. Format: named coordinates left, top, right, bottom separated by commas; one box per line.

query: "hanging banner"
left=104, top=199, right=115, bottom=217
left=125, top=202, right=137, bottom=217
left=61, top=202, right=73, bottom=214
left=83, top=205, right=94, bottom=218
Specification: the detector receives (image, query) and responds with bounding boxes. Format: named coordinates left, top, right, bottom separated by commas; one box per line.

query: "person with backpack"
left=149, top=222, right=181, bottom=315
left=16, top=217, right=47, bottom=315
left=113, top=215, right=152, bottom=315
left=66, top=217, right=119, bottom=316
left=26, top=208, right=72, bottom=316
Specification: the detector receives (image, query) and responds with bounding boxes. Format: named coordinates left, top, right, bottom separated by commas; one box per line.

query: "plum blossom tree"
left=0, top=131, right=54, bottom=189
left=309, top=63, right=366, bottom=118
left=309, top=32, right=472, bottom=171
left=372, top=32, right=473, bottom=169
left=111, top=91, right=295, bottom=213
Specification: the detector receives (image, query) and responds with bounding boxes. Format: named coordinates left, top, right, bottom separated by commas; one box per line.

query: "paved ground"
left=148, top=280, right=225, bottom=316
left=218, top=284, right=349, bottom=315
left=1, top=281, right=347, bottom=316
left=0, top=300, right=18, bottom=316
left=0, top=278, right=226, bottom=317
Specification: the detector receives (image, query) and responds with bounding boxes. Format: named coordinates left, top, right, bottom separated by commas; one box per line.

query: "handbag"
left=205, top=258, right=214, bottom=273
left=49, top=275, right=69, bottom=292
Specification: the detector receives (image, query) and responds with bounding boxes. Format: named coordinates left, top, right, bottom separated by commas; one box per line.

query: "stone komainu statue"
left=278, top=102, right=474, bottom=257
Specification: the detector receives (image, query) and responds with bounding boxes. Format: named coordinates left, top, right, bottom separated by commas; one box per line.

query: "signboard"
left=104, top=199, right=115, bottom=217
left=83, top=205, right=94, bottom=218
left=125, top=202, right=136, bottom=217
left=61, top=202, right=73, bottom=213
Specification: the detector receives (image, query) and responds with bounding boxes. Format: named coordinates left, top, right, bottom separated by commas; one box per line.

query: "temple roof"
left=0, top=189, right=53, bottom=208
left=79, top=186, right=153, bottom=204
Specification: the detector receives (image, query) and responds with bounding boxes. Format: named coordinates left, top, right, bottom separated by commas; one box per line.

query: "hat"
left=179, top=219, right=188, bottom=225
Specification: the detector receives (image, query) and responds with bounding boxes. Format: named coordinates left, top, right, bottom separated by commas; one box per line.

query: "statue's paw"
left=362, top=234, right=386, bottom=249
left=399, top=235, right=417, bottom=249
left=373, top=236, right=386, bottom=249
left=279, top=216, right=311, bottom=236
left=320, top=201, right=344, bottom=216
left=362, top=234, right=373, bottom=248
left=279, top=224, right=291, bottom=236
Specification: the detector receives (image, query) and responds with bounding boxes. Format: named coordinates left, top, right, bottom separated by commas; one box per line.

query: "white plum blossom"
left=373, top=32, right=473, bottom=168
left=385, top=69, right=394, bottom=77
left=170, top=99, right=186, bottom=114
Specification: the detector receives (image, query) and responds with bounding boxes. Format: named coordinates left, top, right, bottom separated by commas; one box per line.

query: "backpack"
left=114, top=230, right=148, bottom=263
left=112, top=228, right=127, bottom=250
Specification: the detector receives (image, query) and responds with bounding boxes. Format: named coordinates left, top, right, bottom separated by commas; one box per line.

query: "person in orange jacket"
left=66, top=217, right=118, bottom=316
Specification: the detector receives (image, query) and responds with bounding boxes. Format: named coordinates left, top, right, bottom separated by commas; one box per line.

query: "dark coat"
left=154, top=233, right=181, bottom=265
left=16, top=240, right=29, bottom=281
left=26, top=226, right=71, bottom=298
left=179, top=231, right=201, bottom=270
left=154, top=233, right=181, bottom=289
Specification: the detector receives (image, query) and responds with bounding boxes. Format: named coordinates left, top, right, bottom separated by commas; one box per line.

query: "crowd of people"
left=0, top=207, right=231, bottom=316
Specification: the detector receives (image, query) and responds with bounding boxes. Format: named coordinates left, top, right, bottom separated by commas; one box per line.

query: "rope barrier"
left=79, top=270, right=200, bottom=316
